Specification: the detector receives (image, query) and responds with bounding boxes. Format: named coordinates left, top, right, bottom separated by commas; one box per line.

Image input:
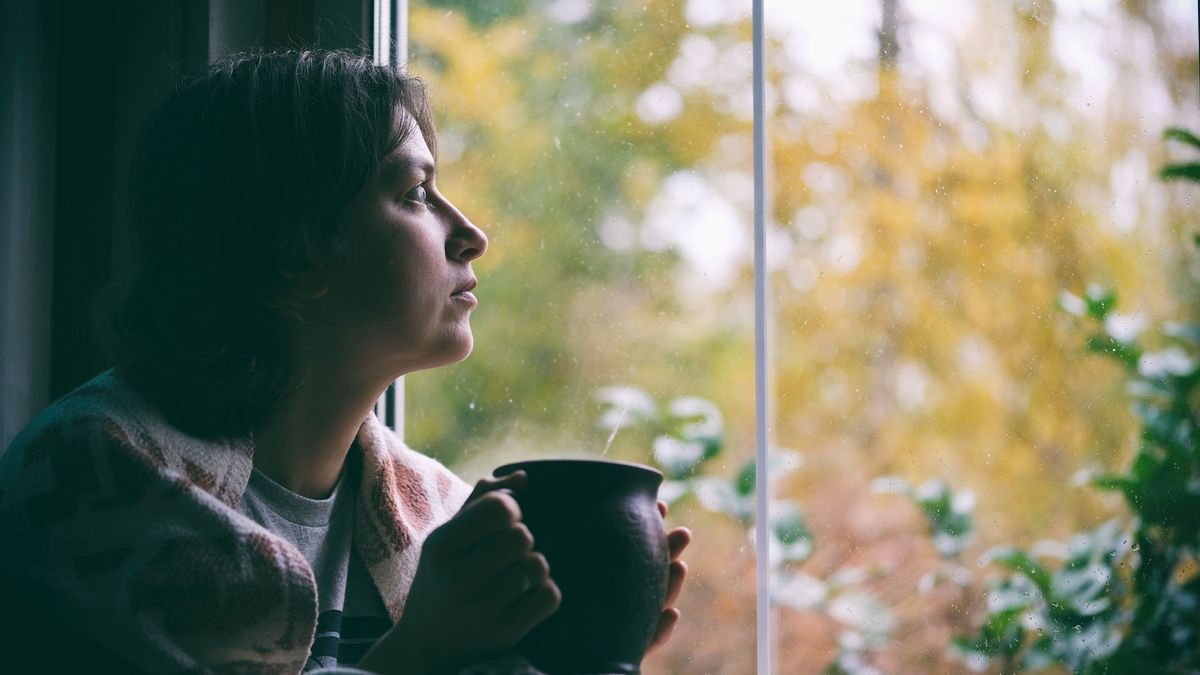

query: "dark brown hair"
left=98, top=49, right=437, bottom=438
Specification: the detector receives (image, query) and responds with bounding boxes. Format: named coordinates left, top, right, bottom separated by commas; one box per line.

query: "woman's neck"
left=250, top=366, right=388, bottom=499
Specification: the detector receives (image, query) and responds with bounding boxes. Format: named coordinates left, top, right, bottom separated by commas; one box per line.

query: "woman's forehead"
left=381, top=128, right=436, bottom=179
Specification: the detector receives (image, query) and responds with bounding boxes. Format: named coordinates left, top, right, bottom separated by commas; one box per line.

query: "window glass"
left=766, top=1, right=1198, bottom=673
left=407, top=1, right=757, bottom=671
left=408, top=0, right=1198, bottom=672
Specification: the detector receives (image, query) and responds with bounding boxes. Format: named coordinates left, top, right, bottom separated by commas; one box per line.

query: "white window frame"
left=374, top=0, right=407, bottom=438
left=751, top=3, right=771, bottom=672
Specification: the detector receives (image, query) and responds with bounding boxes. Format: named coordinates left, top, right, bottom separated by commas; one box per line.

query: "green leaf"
left=1127, top=447, right=1161, bottom=485
left=1086, top=334, right=1141, bottom=368
left=1135, top=404, right=1191, bottom=456
left=1021, top=638, right=1057, bottom=671
left=657, top=479, right=691, bottom=506
left=1052, top=562, right=1113, bottom=616
left=1163, top=322, right=1200, bottom=345
left=1163, top=127, right=1200, bottom=149
left=1122, top=441, right=1200, bottom=531
left=1084, top=285, right=1117, bottom=320
left=916, top=485, right=953, bottom=522
left=771, top=502, right=815, bottom=563
left=905, top=479, right=975, bottom=556
left=773, top=504, right=812, bottom=545
left=595, top=385, right=659, bottom=431
left=985, top=548, right=1053, bottom=594
left=691, top=476, right=754, bottom=523
left=704, top=437, right=723, bottom=461
left=651, top=435, right=708, bottom=479
left=1058, top=290, right=1088, bottom=317
left=960, top=606, right=1026, bottom=659
left=735, top=458, right=756, bottom=497
left=666, top=396, right=724, bottom=447
left=1160, top=163, right=1200, bottom=182
left=1091, top=473, right=1129, bottom=492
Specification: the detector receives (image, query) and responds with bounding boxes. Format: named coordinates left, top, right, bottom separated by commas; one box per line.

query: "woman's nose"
left=445, top=200, right=488, bottom=262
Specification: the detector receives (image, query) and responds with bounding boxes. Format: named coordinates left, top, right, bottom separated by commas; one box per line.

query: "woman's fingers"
left=497, top=572, right=562, bottom=643
left=471, top=551, right=553, bottom=611
left=434, top=471, right=530, bottom=557
left=465, top=471, right=528, bottom=504
left=663, top=559, right=688, bottom=608
left=667, top=526, right=691, bottom=560
left=431, top=490, right=522, bottom=555
left=650, top=525, right=691, bottom=652
left=647, top=608, right=681, bottom=654
left=454, top=522, right=535, bottom=579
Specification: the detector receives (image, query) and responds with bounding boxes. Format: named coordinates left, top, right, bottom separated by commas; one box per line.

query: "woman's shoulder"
left=3, top=370, right=154, bottom=465
left=1, top=369, right=253, bottom=507
left=0, top=370, right=315, bottom=673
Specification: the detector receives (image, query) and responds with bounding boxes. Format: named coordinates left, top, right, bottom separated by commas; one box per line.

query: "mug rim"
left=494, top=457, right=664, bottom=481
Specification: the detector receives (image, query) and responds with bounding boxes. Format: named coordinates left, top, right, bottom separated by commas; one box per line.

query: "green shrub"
left=598, top=129, right=1200, bottom=674
left=924, top=128, right=1200, bottom=674
left=950, top=284, right=1199, bottom=673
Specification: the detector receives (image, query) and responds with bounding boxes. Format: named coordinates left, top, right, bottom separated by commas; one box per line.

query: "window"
left=405, top=1, right=759, bottom=671
left=403, top=1, right=1198, bottom=672
left=767, top=2, right=1197, bottom=671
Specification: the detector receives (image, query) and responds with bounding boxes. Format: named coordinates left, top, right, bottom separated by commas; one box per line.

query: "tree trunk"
left=879, top=0, right=899, bottom=69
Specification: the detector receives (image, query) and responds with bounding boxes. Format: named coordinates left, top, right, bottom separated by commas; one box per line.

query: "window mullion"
left=752, top=0, right=771, bottom=672
left=373, top=0, right=408, bottom=438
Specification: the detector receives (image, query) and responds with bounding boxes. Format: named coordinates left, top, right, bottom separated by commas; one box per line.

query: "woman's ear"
left=277, top=236, right=333, bottom=304
left=279, top=265, right=328, bottom=298
left=302, top=283, right=329, bottom=300
left=292, top=278, right=326, bottom=299
left=273, top=273, right=328, bottom=325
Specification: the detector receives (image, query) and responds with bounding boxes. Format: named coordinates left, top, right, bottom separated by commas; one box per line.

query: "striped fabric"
left=309, top=610, right=393, bottom=667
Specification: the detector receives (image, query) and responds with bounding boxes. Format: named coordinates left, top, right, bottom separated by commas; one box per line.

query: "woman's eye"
left=405, top=184, right=429, bottom=204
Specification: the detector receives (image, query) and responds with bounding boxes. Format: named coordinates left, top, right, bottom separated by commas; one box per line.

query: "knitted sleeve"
left=0, top=407, right=316, bottom=674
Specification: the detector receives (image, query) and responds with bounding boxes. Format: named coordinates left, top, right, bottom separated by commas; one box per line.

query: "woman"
left=0, top=50, right=689, bottom=674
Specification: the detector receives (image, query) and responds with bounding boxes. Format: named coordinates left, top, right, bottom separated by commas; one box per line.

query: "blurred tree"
left=763, top=0, right=1197, bottom=549
left=405, top=0, right=751, bottom=466
left=402, top=0, right=1197, bottom=672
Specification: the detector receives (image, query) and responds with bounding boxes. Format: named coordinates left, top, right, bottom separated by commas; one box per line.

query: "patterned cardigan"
left=0, top=371, right=472, bottom=674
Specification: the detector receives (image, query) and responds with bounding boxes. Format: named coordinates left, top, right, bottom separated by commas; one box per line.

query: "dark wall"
left=1, top=0, right=57, bottom=450
left=2, top=0, right=372, bottom=449
left=49, top=0, right=211, bottom=402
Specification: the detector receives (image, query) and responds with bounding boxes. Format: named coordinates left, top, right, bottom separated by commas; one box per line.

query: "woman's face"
left=307, top=116, right=488, bottom=378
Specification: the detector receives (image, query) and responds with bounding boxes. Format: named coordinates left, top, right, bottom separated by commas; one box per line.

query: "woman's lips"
left=451, top=290, right=478, bottom=307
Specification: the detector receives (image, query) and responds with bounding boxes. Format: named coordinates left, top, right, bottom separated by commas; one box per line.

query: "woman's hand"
left=359, top=472, right=561, bottom=675
left=647, top=500, right=692, bottom=653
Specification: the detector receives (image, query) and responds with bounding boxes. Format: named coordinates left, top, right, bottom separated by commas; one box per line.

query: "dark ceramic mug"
left=493, top=459, right=669, bottom=675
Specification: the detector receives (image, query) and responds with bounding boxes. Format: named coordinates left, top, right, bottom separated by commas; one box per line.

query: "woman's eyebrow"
left=381, top=153, right=437, bottom=182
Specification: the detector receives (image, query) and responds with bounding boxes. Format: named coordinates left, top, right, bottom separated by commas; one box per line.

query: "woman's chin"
left=422, top=334, right=475, bottom=370
left=386, top=328, right=475, bottom=376
left=445, top=338, right=474, bottom=365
